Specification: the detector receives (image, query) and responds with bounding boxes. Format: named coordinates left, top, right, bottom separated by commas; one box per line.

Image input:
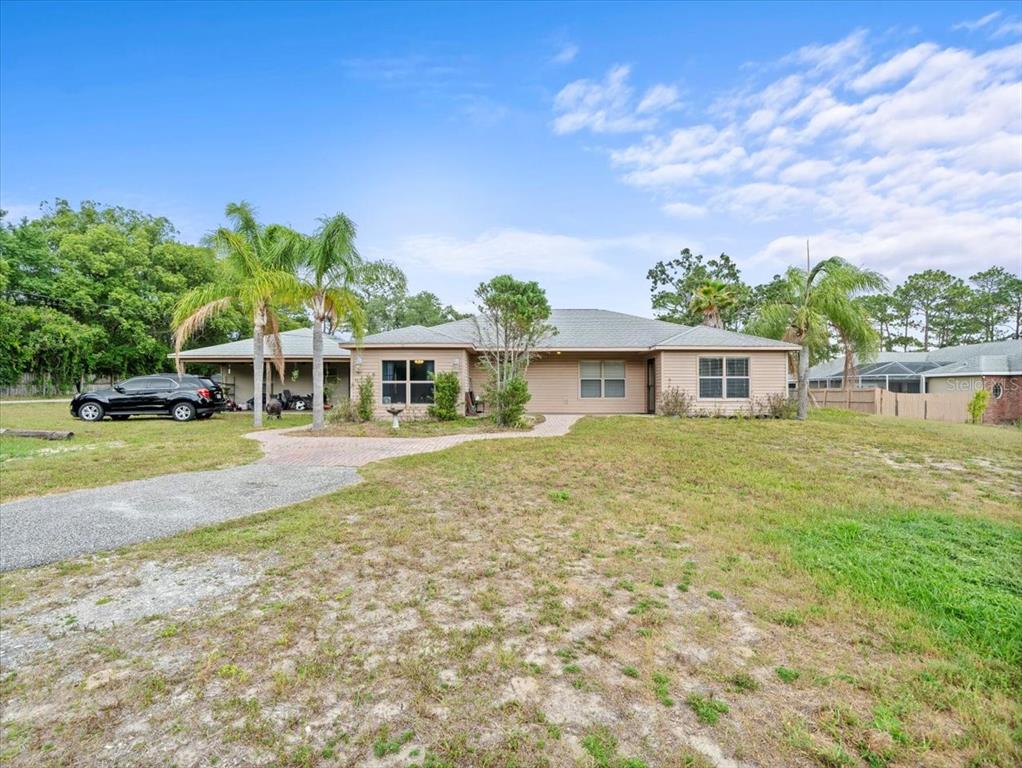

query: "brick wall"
left=983, top=375, right=1021, bottom=425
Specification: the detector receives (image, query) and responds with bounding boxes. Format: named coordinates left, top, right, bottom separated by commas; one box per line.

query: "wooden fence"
left=810, top=387, right=971, bottom=424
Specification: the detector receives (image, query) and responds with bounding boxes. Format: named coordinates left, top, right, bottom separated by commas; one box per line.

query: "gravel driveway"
left=0, top=464, right=358, bottom=571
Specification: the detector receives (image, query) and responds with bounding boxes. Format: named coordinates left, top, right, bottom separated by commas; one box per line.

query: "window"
left=119, top=377, right=176, bottom=392
left=726, top=357, right=750, bottom=398
left=382, top=359, right=435, bottom=405
left=699, top=356, right=750, bottom=399
left=992, top=382, right=1003, bottom=399
left=580, top=360, right=626, bottom=398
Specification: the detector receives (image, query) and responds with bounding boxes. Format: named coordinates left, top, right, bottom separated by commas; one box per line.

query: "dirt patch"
left=0, top=556, right=265, bottom=669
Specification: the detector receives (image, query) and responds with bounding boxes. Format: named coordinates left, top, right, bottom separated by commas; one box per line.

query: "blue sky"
left=2, top=1, right=1020, bottom=316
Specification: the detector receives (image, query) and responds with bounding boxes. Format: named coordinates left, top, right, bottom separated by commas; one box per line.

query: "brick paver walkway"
left=247, top=414, right=582, bottom=467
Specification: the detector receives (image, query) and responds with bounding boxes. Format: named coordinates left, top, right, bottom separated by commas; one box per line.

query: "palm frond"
left=172, top=296, right=233, bottom=373
left=224, top=201, right=260, bottom=244
left=321, top=286, right=366, bottom=341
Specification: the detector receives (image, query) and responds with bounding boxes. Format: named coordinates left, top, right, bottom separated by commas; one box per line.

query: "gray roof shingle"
left=808, top=339, right=1022, bottom=379
left=173, top=327, right=351, bottom=360
left=353, top=309, right=798, bottom=351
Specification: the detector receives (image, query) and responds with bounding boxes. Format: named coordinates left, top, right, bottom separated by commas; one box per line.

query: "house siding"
left=475, top=353, right=651, bottom=414
left=925, top=375, right=983, bottom=395
left=352, top=348, right=470, bottom=419
left=657, top=350, right=789, bottom=415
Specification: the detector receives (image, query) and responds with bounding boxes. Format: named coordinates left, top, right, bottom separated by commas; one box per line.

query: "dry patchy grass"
left=0, top=404, right=309, bottom=502
left=0, top=410, right=1019, bottom=767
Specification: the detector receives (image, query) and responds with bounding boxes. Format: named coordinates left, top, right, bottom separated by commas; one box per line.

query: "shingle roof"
left=172, top=327, right=351, bottom=360
left=808, top=339, right=1022, bottom=380
left=352, top=309, right=799, bottom=351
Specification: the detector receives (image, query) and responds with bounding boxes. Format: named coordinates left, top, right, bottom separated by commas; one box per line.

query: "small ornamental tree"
left=356, top=374, right=375, bottom=422
left=428, top=371, right=461, bottom=421
left=968, top=388, right=990, bottom=425
left=473, top=275, right=556, bottom=427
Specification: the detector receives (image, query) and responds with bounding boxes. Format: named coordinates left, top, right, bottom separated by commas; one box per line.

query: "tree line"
left=0, top=200, right=465, bottom=393
left=648, top=249, right=1022, bottom=355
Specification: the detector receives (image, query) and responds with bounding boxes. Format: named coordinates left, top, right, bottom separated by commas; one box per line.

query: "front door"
left=646, top=358, right=656, bottom=414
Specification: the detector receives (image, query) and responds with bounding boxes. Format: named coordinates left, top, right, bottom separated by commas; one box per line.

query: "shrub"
left=758, top=392, right=798, bottom=419
left=428, top=371, right=461, bottom=421
left=489, top=375, right=531, bottom=427
left=967, top=388, right=990, bottom=425
left=327, top=399, right=356, bottom=424
left=658, top=386, right=692, bottom=417
left=356, top=375, right=375, bottom=422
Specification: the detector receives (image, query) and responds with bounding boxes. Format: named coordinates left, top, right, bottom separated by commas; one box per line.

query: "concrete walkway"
left=248, top=413, right=582, bottom=466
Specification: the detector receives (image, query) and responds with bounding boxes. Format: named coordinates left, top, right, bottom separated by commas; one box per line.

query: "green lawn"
left=0, top=410, right=1019, bottom=767
left=0, top=403, right=309, bottom=502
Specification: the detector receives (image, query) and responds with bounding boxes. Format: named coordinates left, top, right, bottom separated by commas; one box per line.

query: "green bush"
left=428, top=371, right=461, bottom=421
left=490, top=376, right=531, bottom=427
left=356, top=375, right=375, bottom=422
left=967, top=388, right=990, bottom=424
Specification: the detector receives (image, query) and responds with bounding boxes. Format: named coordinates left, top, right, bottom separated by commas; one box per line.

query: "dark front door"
left=646, top=358, right=656, bottom=414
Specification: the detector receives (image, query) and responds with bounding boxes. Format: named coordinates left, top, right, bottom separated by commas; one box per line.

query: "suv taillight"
left=197, top=388, right=211, bottom=399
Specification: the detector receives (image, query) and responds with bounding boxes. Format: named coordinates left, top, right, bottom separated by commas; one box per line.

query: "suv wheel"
left=293, top=398, right=307, bottom=411
left=79, top=402, right=105, bottom=422
left=171, top=402, right=196, bottom=422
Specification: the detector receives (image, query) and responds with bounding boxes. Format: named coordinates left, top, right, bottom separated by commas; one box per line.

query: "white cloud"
left=551, top=31, right=1022, bottom=280
left=385, top=229, right=696, bottom=286
left=662, top=202, right=706, bottom=219
left=785, top=29, right=869, bottom=75
left=850, top=43, right=938, bottom=92
left=552, top=43, right=579, bottom=64
left=952, top=11, right=1001, bottom=32
left=992, top=19, right=1022, bottom=39
left=637, top=84, right=680, bottom=114
left=388, top=229, right=616, bottom=277
left=552, top=65, right=679, bottom=134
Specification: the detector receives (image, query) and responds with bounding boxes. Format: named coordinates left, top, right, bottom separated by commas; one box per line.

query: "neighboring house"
left=340, top=308, right=799, bottom=417
left=808, top=338, right=1022, bottom=424
left=172, top=327, right=351, bottom=404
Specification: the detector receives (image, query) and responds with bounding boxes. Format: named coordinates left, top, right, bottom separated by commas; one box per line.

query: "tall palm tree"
left=749, top=256, right=886, bottom=421
left=297, top=214, right=366, bottom=430
left=172, top=202, right=302, bottom=427
left=689, top=279, right=737, bottom=329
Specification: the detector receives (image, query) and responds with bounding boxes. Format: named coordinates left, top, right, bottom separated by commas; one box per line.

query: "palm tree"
left=749, top=256, right=886, bottom=421
left=172, top=202, right=303, bottom=427
left=689, top=279, right=737, bottom=329
left=297, top=214, right=366, bottom=430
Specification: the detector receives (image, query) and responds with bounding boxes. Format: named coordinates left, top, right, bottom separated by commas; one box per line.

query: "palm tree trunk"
left=796, top=342, right=810, bottom=421
left=312, top=314, right=325, bottom=431
left=252, top=311, right=265, bottom=428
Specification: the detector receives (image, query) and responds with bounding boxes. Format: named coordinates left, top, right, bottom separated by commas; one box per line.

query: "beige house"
left=342, top=309, right=799, bottom=418
left=173, top=327, right=351, bottom=405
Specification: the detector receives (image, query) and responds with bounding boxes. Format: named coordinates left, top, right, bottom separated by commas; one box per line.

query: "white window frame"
left=579, top=360, right=626, bottom=399
left=698, top=356, right=751, bottom=400
left=381, top=359, right=436, bottom=405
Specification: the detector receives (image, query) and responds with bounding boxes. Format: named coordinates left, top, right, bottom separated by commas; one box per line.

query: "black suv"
left=71, top=374, right=226, bottom=422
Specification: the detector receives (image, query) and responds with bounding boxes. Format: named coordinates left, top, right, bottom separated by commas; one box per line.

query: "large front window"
left=580, top=360, right=626, bottom=398
left=699, top=356, right=750, bottom=399
left=382, top=359, right=435, bottom=404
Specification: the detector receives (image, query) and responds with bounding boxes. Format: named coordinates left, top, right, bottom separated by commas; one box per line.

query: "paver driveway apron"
left=0, top=415, right=580, bottom=570
left=249, top=413, right=582, bottom=467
